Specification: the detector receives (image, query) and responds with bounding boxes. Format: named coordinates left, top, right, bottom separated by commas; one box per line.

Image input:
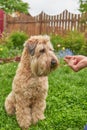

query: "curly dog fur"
left=5, top=35, right=59, bottom=130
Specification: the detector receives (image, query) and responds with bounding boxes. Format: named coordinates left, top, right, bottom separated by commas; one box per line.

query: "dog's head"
left=24, top=35, right=59, bottom=76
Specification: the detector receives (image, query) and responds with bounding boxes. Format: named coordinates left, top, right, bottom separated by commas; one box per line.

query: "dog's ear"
left=24, top=42, right=37, bottom=56
left=27, top=43, right=37, bottom=56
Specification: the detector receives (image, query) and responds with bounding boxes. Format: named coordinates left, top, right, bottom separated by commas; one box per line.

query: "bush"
left=0, top=31, right=28, bottom=58
left=0, top=44, right=22, bottom=58
left=80, top=41, right=87, bottom=56
left=80, top=30, right=87, bottom=56
left=0, top=44, right=9, bottom=58
left=50, top=31, right=85, bottom=55
left=7, top=31, right=28, bottom=49
left=64, top=31, right=85, bottom=54
left=50, top=34, right=64, bottom=51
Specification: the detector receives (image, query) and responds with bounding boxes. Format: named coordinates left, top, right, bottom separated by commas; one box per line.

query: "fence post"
left=0, top=10, right=4, bottom=37
left=39, top=12, right=43, bottom=34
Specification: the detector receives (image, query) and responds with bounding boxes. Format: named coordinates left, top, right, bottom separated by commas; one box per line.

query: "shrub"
left=0, top=31, right=28, bottom=58
left=80, top=41, right=87, bottom=56
left=0, top=44, right=22, bottom=58
left=7, top=31, right=28, bottom=49
left=80, top=30, right=87, bottom=56
left=50, top=34, right=64, bottom=51
left=50, top=31, right=85, bottom=55
left=64, top=31, right=85, bottom=54
left=0, top=44, right=9, bottom=58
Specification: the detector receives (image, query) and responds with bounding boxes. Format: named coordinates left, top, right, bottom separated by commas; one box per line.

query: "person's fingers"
left=64, top=55, right=73, bottom=59
left=64, top=56, right=75, bottom=64
left=64, top=58, right=70, bottom=64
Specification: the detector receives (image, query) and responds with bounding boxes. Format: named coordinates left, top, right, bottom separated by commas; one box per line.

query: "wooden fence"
left=5, top=10, right=87, bottom=36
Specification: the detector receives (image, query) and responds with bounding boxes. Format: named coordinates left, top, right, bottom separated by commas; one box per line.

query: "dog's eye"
left=40, top=48, right=45, bottom=53
left=49, top=49, right=54, bottom=52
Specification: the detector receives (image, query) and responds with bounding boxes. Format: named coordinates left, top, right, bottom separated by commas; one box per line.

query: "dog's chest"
left=23, top=76, right=48, bottom=98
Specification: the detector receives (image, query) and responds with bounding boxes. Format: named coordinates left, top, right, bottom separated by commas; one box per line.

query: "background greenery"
left=0, top=30, right=87, bottom=59
left=50, top=30, right=87, bottom=56
left=0, top=31, right=28, bottom=58
left=0, top=62, right=87, bottom=130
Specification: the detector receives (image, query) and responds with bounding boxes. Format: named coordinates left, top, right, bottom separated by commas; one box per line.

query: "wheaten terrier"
left=5, top=35, right=59, bottom=130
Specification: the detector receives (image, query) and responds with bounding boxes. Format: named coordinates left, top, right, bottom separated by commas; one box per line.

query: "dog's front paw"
left=32, top=114, right=45, bottom=124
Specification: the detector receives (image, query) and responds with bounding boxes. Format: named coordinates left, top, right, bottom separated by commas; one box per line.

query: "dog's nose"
left=51, top=59, right=57, bottom=68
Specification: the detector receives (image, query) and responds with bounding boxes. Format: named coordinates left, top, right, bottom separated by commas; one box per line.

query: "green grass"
left=0, top=62, right=87, bottom=130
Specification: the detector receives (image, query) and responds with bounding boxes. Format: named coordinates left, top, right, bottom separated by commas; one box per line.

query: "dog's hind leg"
left=5, top=91, right=15, bottom=115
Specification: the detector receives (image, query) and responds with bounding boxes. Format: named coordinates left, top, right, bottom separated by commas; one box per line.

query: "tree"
left=79, top=0, right=87, bottom=24
left=79, top=0, right=87, bottom=13
left=0, top=0, right=29, bottom=14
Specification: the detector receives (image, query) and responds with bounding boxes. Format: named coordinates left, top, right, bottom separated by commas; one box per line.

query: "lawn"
left=0, top=62, right=87, bottom=130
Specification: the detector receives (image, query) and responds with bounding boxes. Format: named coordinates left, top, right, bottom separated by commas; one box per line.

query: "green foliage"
left=80, top=31, right=87, bottom=56
left=0, top=31, right=27, bottom=58
left=79, top=0, right=87, bottom=25
left=50, top=34, right=64, bottom=51
left=50, top=31, right=85, bottom=55
left=0, top=30, right=86, bottom=58
left=0, top=62, right=87, bottom=130
left=80, top=41, right=87, bottom=56
left=0, top=44, right=9, bottom=58
left=0, top=0, right=29, bottom=14
left=0, top=44, right=22, bottom=58
left=0, top=31, right=28, bottom=58
left=7, top=31, right=28, bottom=49
left=79, top=0, right=87, bottom=13
left=0, top=31, right=28, bottom=50
left=64, top=31, right=85, bottom=54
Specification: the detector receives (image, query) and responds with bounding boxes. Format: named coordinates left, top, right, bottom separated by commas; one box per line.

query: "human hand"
left=64, top=55, right=87, bottom=72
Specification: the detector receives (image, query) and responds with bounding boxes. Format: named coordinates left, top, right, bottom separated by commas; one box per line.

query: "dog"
left=5, top=35, right=59, bottom=130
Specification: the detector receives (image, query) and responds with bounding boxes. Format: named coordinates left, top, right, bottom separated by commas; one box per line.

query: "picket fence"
left=4, top=10, right=87, bottom=35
